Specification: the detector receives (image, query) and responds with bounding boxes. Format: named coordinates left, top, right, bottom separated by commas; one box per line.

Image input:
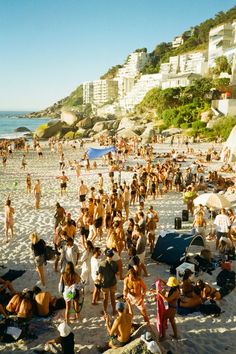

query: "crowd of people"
left=1, top=134, right=236, bottom=353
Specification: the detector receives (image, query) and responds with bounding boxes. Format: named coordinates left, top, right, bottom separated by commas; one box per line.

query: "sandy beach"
left=0, top=140, right=236, bottom=354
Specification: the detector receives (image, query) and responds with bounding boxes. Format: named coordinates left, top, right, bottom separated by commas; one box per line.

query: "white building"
left=161, top=73, right=201, bottom=90
left=160, top=52, right=207, bottom=76
left=172, top=36, right=184, bottom=48
left=117, top=51, right=148, bottom=78
left=83, top=81, right=94, bottom=105
left=208, top=23, right=235, bottom=68
left=92, top=80, right=118, bottom=106
left=119, top=73, right=164, bottom=112
left=115, top=77, right=135, bottom=98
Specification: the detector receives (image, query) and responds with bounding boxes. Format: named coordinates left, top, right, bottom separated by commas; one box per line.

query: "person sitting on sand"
left=33, top=286, right=55, bottom=317
left=196, top=279, right=221, bottom=302
left=105, top=299, right=133, bottom=349
left=45, top=322, right=75, bottom=354
left=6, top=288, right=33, bottom=319
left=181, top=269, right=195, bottom=298
left=157, top=277, right=180, bottom=340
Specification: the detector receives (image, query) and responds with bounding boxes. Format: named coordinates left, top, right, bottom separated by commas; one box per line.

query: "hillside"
left=25, top=5, right=236, bottom=119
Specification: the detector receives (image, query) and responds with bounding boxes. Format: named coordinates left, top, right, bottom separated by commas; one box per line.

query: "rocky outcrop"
left=118, top=117, right=136, bottom=132
left=141, top=122, right=156, bottom=143
left=117, top=128, right=139, bottom=138
left=61, top=111, right=78, bottom=126
left=34, top=121, right=64, bottom=139
left=77, top=117, right=93, bottom=129
left=14, top=127, right=31, bottom=132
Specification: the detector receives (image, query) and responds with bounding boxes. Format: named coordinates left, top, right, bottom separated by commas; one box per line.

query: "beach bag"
left=44, top=245, right=56, bottom=261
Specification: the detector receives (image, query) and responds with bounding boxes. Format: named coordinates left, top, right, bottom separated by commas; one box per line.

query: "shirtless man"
left=79, top=180, right=88, bottom=207
left=56, top=171, right=69, bottom=196
left=5, top=198, right=14, bottom=242
left=123, top=267, right=149, bottom=323
left=94, top=198, right=104, bottom=241
left=34, top=179, right=41, bottom=209
left=98, top=173, right=103, bottom=192
left=105, top=299, right=133, bottom=349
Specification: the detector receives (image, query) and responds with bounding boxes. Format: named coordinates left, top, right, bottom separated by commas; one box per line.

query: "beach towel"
left=155, top=280, right=166, bottom=337
left=1, top=269, right=26, bottom=282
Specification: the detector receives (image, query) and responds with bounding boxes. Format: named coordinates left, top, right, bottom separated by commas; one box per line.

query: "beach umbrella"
left=193, top=193, right=231, bottom=209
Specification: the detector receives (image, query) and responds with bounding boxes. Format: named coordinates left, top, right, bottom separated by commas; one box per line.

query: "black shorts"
left=109, top=172, right=114, bottom=178
left=81, top=227, right=89, bottom=238
left=95, top=217, right=103, bottom=228
left=80, top=195, right=86, bottom=202
left=61, top=182, right=67, bottom=189
left=38, top=152, right=43, bottom=156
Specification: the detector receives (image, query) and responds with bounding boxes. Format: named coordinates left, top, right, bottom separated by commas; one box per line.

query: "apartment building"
left=92, top=79, right=118, bottom=106
left=208, top=23, right=235, bottom=67
left=160, top=52, right=207, bottom=76
left=119, top=73, right=164, bottom=112
left=83, top=81, right=94, bottom=105
left=161, top=73, right=201, bottom=90
left=117, top=51, right=148, bottom=78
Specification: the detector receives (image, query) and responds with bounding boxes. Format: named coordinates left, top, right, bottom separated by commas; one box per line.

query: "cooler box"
left=176, top=262, right=195, bottom=281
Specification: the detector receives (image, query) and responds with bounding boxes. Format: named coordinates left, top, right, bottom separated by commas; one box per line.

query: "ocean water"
left=0, top=111, right=50, bottom=139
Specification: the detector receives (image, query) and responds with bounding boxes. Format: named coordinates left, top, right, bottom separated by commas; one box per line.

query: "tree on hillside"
left=212, top=56, right=232, bottom=76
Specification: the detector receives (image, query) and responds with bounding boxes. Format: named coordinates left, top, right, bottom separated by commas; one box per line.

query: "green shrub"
left=192, top=120, right=206, bottom=130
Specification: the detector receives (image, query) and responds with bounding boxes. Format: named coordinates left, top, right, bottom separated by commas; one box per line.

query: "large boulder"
left=75, top=128, right=87, bottom=138
left=92, top=129, right=109, bottom=139
left=14, top=126, right=31, bottom=132
left=34, top=121, right=63, bottom=139
left=61, top=111, right=78, bottom=126
left=92, top=121, right=107, bottom=133
left=117, top=128, right=139, bottom=139
left=106, top=120, right=119, bottom=130
left=77, top=117, right=93, bottom=129
left=141, top=122, right=156, bottom=143
left=118, top=117, right=135, bottom=132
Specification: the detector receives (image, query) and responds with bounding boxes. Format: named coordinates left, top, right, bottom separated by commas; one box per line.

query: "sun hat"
left=115, top=301, right=125, bottom=312
left=58, top=322, right=71, bottom=337
left=166, top=276, right=179, bottom=287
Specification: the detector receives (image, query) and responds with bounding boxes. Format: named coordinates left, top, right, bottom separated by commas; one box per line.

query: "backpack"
left=216, top=269, right=235, bottom=297
left=44, top=245, right=56, bottom=261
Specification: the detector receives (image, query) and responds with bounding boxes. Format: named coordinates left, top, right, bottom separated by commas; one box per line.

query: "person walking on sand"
left=78, top=180, right=88, bottom=207
left=26, top=173, right=32, bottom=194
left=34, top=179, right=41, bottom=209
left=5, top=198, right=14, bottom=243
left=59, top=262, right=81, bottom=323
left=123, top=267, right=149, bottom=324
left=31, top=232, right=46, bottom=287
left=56, top=171, right=69, bottom=196
left=98, top=249, right=118, bottom=317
